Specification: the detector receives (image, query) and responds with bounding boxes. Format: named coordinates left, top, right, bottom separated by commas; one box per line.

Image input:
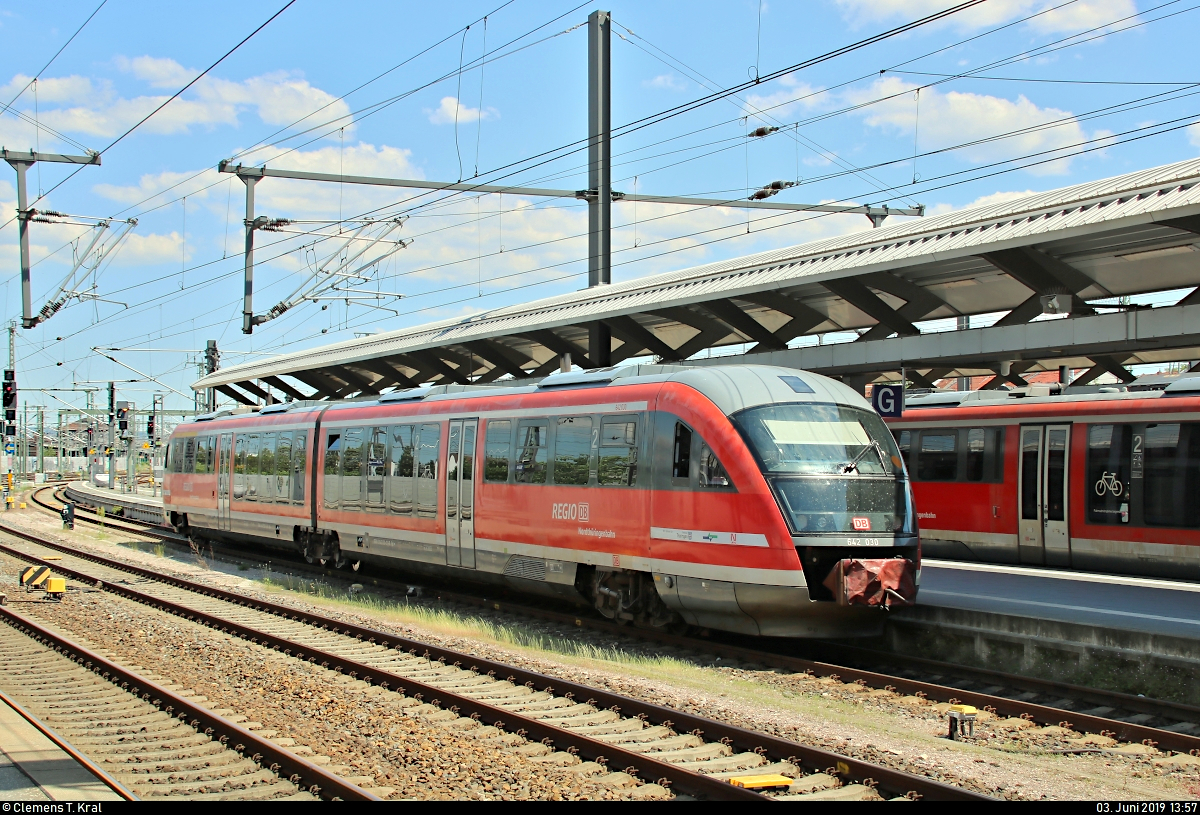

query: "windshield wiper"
left=841, top=440, right=886, bottom=474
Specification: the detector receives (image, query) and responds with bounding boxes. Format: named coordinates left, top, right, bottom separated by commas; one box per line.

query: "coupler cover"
left=822, top=558, right=916, bottom=607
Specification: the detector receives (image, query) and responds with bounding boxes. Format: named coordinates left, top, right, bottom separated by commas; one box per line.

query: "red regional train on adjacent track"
left=163, top=364, right=919, bottom=639
left=888, top=377, right=1200, bottom=581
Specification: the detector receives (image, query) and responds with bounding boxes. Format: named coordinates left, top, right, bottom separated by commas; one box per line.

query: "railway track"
left=43, top=485, right=1200, bottom=758
left=0, top=515, right=987, bottom=802
left=0, top=603, right=372, bottom=800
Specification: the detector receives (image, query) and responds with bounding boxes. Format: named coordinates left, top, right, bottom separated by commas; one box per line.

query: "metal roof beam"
left=857, top=272, right=952, bottom=343
left=979, top=361, right=1035, bottom=390
left=905, top=368, right=952, bottom=390
left=260, top=375, right=311, bottom=401
left=291, top=370, right=344, bottom=400
left=822, top=278, right=920, bottom=337
left=1073, top=355, right=1136, bottom=386
left=356, top=359, right=419, bottom=390
left=520, top=330, right=591, bottom=369
left=235, top=379, right=272, bottom=403
left=215, top=384, right=255, bottom=406
left=462, top=340, right=534, bottom=379
left=603, top=315, right=682, bottom=361
left=333, top=366, right=381, bottom=395
left=981, top=247, right=1106, bottom=328
left=697, top=299, right=788, bottom=351
left=404, top=350, right=471, bottom=385
left=1158, top=215, right=1200, bottom=235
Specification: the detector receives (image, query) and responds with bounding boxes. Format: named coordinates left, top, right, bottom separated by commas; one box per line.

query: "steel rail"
left=0, top=526, right=985, bottom=801
left=45, top=485, right=1200, bottom=750
left=0, top=605, right=380, bottom=802
left=0, top=686, right=139, bottom=800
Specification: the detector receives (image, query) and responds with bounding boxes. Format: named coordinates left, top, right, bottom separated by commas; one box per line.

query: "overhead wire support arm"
left=3, top=148, right=102, bottom=329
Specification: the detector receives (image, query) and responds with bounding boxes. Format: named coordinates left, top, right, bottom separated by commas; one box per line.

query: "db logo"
left=552, top=502, right=590, bottom=521
left=851, top=517, right=871, bottom=531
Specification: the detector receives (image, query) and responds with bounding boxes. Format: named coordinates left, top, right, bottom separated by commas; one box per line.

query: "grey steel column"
left=107, top=382, right=115, bottom=490
left=587, top=10, right=612, bottom=367
left=10, top=161, right=33, bottom=329
left=956, top=315, right=970, bottom=392
left=36, top=407, right=42, bottom=475
left=241, top=177, right=260, bottom=334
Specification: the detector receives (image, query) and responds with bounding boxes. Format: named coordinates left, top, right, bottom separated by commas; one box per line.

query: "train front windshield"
left=733, top=403, right=914, bottom=537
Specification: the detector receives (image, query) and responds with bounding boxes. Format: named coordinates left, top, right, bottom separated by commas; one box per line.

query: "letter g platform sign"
left=872, top=384, right=904, bottom=418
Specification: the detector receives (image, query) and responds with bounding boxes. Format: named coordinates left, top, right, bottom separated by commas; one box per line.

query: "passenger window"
left=894, top=430, right=911, bottom=474
left=553, top=417, right=592, bottom=486
left=389, top=425, right=415, bottom=515
left=1020, top=429, right=1040, bottom=520
left=366, top=427, right=387, bottom=512
left=233, top=436, right=246, bottom=498
left=515, top=422, right=548, bottom=484
left=699, top=443, right=732, bottom=488
left=245, top=434, right=261, bottom=501
left=341, top=427, right=364, bottom=510
left=275, top=432, right=292, bottom=503
left=484, top=420, right=512, bottom=482
left=599, top=418, right=637, bottom=487
left=323, top=433, right=341, bottom=510
left=260, top=434, right=276, bottom=504
left=194, top=436, right=209, bottom=474
left=672, top=423, right=692, bottom=479
left=917, top=432, right=957, bottom=481
left=292, top=432, right=307, bottom=504
left=1144, top=423, right=1200, bottom=528
left=965, top=429, right=985, bottom=482
left=183, top=438, right=196, bottom=473
left=416, top=423, right=440, bottom=518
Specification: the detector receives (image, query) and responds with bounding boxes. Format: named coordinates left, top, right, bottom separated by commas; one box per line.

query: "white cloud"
left=2, top=60, right=354, bottom=141
left=835, top=0, right=1137, bottom=34
left=114, top=55, right=198, bottom=89
left=644, top=73, right=687, bottom=91
left=93, top=169, right=220, bottom=205
left=847, top=76, right=1089, bottom=175
left=1189, top=123, right=1200, bottom=149
left=744, top=73, right=824, bottom=118
left=927, top=188, right=1039, bottom=216
left=0, top=73, right=105, bottom=105
left=425, top=96, right=496, bottom=125
left=114, top=231, right=187, bottom=266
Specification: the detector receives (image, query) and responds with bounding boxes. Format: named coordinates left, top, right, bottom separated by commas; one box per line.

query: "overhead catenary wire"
left=25, top=0, right=300, bottom=210
left=11, top=0, right=1190, bottom=376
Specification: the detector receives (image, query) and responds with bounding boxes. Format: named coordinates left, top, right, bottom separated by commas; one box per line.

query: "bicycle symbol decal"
left=1094, top=471, right=1124, bottom=497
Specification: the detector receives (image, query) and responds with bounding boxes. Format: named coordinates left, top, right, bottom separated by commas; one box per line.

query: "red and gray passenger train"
left=888, top=378, right=1200, bottom=581
left=163, top=364, right=919, bottom=639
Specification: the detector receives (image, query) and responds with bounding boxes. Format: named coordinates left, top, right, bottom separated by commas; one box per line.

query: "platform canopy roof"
left=195, top=158, right=1200, bottom=403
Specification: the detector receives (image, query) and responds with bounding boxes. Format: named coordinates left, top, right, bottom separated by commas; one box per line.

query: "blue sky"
left=1, top=0, right=1197, bottom=415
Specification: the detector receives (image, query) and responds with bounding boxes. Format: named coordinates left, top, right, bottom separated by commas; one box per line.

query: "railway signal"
left=3, top=369, right=15, bottom=424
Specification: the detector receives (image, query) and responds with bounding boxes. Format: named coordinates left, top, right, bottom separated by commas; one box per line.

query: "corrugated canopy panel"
left=195, top=157, right=1200, bottom=401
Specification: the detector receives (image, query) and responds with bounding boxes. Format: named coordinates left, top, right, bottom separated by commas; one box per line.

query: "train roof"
left=899, top=373, right=1200, bottom=413
left=183, top=363, right=869, bottom=427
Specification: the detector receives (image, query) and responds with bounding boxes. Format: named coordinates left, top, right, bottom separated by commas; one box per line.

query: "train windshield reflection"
left=735, top=404, right=902, bottom=475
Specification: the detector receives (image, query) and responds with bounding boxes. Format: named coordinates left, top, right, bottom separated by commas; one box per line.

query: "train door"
left=445, top=419, right=478, bottom=568
left=1017, top=425, right=1071, bottom=566
left=217, top=433, right=232, bottom=531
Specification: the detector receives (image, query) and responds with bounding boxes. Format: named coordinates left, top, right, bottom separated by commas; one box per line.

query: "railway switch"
left=947, top=705, right=978, bottom=740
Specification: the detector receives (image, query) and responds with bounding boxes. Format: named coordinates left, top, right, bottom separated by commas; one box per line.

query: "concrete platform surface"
left=920, top=559, right=1200, bottom=640
left=0, top=694, right=123, bottom=801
